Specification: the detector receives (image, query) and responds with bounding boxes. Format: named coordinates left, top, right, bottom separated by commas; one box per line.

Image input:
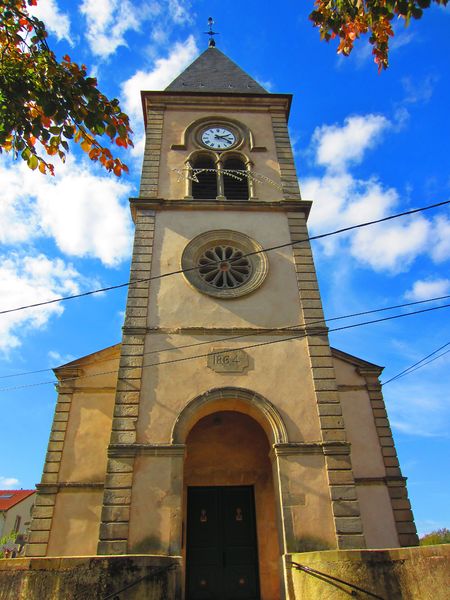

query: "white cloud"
left=430, top=215, right=450, bottom=262
left=80, top=0, right=140, bottom=57
left=386, top=379, right=450, bottom=438
left=48, top=350, right=76, bottom=366
left=121, top=35, right=198, bottom=163
left=0, top=477, right=19, bottom=489
left=350, top=217, right=430, bottom=272
left=122, top=35, right=198, bottom=122
left=0, top=159, right=133, bottom=267
left=312, top=114, right=390, bottom=172
left=390, top=30, right=415, bottom=51
left=36, top=165, right=133, bottom=266
left=304, top=113, right=449, bottom=273
left=31, top=0, right=72, bottom=44
left=80, top=0, right=193, bottom=58
left=0, top=253, right=84, bottom=353
left=405, top=278, right=450, bottom=301
left=402, top=74, right=438, bottom=105
left=168, top=0, right=192, bottom=24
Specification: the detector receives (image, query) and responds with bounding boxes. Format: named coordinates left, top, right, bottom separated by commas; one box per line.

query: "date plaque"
left=207, top=348, right=249, bottom=373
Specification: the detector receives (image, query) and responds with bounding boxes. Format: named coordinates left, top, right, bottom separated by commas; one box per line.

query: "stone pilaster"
left=360, top=368, right=419, bottom=547
left=271, top=112, right=301, bottom=200
left=139, top=105, right=165, bottom=197
left=287, top=212, right=366, bottom=549
left=26, top=373, right=77, bottom=556
left=97, top=207, right=156, bottom=555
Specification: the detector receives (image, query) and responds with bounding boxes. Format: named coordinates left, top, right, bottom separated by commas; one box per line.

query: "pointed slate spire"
left=165, top=47, right=267, bottom=94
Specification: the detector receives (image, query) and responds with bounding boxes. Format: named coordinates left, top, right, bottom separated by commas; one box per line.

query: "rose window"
left=181, top=230, right=269, bottom=299
left=198, top=245, right=252, bottom=289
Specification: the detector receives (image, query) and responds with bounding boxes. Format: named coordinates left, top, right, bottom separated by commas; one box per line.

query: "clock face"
left=201, top=127, right=237, bottom=150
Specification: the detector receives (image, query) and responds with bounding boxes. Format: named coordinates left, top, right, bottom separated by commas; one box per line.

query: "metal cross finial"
left=205, top=16, right=219, bottom=47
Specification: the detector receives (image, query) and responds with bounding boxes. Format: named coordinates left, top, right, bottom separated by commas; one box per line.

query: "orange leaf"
left=89, top=147, right=101, bottom=160
left=81, top=139, right=92, bottom=152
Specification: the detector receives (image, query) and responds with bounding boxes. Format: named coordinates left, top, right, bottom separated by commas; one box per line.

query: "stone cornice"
left=141, top=91, right=293, bottom=125
left=108, top=443, right=186, bottom=458
left=122, top=325, right=329, bottom=337
left=129, top=198, right=312, bottom=222
left=273, top=441, right=351, bottom=457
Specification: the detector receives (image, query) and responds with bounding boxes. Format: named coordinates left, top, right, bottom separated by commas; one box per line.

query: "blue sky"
left=0, top=1, right=449, bottom=538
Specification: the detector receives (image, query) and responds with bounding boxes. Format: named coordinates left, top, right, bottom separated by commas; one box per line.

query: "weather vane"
left=205, top=17, right=219, bottom=47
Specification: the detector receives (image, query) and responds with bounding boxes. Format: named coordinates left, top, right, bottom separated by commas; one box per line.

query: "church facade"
left=26, top=47, right=418, bottom=599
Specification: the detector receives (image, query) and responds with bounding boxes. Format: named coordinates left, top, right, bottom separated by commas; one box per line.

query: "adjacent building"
left=0, top=490, right=35, bottom=540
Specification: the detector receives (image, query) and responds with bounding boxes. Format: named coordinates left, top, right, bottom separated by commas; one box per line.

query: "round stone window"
left=181, top=230, right=269, bottom=299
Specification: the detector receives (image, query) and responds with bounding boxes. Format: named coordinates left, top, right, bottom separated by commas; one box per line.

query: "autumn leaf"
left=0, top=0, right=132, bottom=176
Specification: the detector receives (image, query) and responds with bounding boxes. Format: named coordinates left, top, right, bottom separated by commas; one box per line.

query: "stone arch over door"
left=171, top=386, right=289, bottom=445
left=177, top=388, right=286, bottom=600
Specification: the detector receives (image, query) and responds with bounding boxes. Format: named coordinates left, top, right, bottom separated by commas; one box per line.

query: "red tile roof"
left=0, top=490, right=35, bottom=511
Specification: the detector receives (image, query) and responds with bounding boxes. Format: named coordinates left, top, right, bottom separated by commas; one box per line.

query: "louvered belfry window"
left=223, top=157, right=249, bottom=200
left=192, top=155, right=217, bottom=199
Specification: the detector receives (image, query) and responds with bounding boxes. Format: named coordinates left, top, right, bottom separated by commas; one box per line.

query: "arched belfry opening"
left=223, top=156, right=249, bottom=200
left=182, top=408, right=281, bottom=600
left=191, top=154, right=217, bottom=199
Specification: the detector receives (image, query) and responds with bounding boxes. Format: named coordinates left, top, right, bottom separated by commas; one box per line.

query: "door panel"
left=186, top=486, right=260, bottom=600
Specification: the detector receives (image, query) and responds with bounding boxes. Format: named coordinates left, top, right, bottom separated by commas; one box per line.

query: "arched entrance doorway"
left=183, top=410, right=281, bottom=600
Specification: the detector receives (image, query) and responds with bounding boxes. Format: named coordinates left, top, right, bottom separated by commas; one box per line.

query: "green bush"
left=420, top=528, right=450, bottom=546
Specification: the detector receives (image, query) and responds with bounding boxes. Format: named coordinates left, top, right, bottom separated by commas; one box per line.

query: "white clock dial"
left=201, top=127, right=236, bottom=150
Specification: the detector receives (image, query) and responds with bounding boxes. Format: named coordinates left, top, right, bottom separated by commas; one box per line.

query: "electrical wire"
left=382, top=341, right=450, bottom=386
left=1, top=299, right=449, bottom=393
left=0, top=199, right=449, bottom=317
left=1, top=293, right=449, bottom=381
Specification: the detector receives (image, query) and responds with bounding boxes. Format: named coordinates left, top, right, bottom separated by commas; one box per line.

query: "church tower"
left=26, top=43, right=418, bottom=600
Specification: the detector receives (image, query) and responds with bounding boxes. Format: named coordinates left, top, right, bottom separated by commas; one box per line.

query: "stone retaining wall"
left=0, top=555, right=181, bottom=600
left=287, top=545, right=450, bottom=600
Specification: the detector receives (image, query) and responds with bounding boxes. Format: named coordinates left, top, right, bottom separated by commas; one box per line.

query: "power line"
left=0, top=199, right=449, bottom=317
left=2, top=293, right=450, bottom=381
left=382, top=341, right=450, bottom=386
left=1, top=299, right=449, bottom=393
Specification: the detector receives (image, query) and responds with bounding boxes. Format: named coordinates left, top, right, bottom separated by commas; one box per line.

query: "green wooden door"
left=186, top=486, right=260, bottom=600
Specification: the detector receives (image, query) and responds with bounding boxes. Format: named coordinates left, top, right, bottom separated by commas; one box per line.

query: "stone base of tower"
left=286, top=545, right=450, bottom=600
left=1, top=546, right=449, bottom=599
left=0, top=554, right=182, bottom=600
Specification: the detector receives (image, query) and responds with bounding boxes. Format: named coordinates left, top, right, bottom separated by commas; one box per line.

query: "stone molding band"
left=273, top=442, right=351, bottom=456
left=122, top=326, right=329, bottom=336
left=130, top=198, right=312, bottom=219
left=108, top=444, right=186, bottom=458
left=36, top=482, right=104, bottom=490
left=354, top=476, right=408, bottom=485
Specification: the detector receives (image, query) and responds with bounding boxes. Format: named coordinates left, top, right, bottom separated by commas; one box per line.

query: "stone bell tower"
left=27, top=43, right=418, bottom=600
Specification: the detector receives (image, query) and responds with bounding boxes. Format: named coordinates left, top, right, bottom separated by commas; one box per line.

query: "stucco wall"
left=158, top=106, right=284, bottom=202
left=148, top=210, right=302, bottom=329
left=27, top=347, right=119, bottom=557
left=333, top=354, right=401, bottom=549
